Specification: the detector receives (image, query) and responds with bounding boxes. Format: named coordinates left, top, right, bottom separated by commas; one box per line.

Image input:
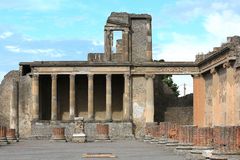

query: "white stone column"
left=69, top=74, right=75, bottom=120
left=123, top=74, right=130, bottom=121
left=88, top=74, right=94, bottom=121
left=106, top=74, right=112, bottom=121
left=51, top=74, right=57, bottom=121
left=10, top=79, right=18, bottom=129
left=145, top=74, right=155, bottom=123
left=32, top=74, right=39, bottom=120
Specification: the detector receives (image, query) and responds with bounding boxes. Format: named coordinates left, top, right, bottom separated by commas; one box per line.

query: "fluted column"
left=123, top=74, right=130, bottom=121
left=145, top=74, right=155, bottom=123
left=51, top=74, right=57, bottom=121
left=32, top=74, right=39, bottom=120
left=69, top=74, right=75, bottom=120
left=105, top=74, right=112, bottom=121
left=88, top=74, right=94, bottom=121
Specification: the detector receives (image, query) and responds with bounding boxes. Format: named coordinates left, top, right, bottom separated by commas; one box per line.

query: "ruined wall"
left=165, top=107, right=193, bottom=125
left=235, top=68, right=240, bottom=125
left=131, top=19, right=148, bottom=62
left=18, top=75, right=32, bottom=138
left=132, top=76, right=146, bottom=138
left=0, top=71, right=19, bottom=127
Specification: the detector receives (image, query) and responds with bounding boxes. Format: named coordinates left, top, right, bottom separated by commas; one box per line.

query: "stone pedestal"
left=95, top=124, right=110, bottom=141
left=51, top=127, right=66, bottom=142
left=0, top=126, right=8, bottom=145
left=72, top=117, right=86, bottom=143
left=6, top=129, right=17, bottom=143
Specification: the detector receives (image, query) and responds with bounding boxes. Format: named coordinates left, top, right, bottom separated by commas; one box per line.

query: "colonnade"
left=31, top=74, right=132, bottom=122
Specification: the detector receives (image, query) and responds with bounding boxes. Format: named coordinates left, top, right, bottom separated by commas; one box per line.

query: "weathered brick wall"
left=165, top=107, right=193, bottom=125
left=0, top=71, right=19, bottom=127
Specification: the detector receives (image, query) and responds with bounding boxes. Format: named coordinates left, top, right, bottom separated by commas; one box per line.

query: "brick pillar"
left=96, top=124, right=110, bottom=140
left=104, top=30, right=112, bottom=61
left=0, top=126, right=7, bottom=143
left=193, top=74, right=206, bottom=127
left=6, top=129, right=17, bottom=142
left=51, top=127, right=66, bottom=141
left=122, top=29, right=129, bottom=61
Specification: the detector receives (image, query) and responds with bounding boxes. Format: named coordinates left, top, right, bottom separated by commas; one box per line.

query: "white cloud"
left=0, top=32, right=13, bottom=39
left=5, top=45, right=64, bottom=58
left=204, top=10, right=240, bottom=40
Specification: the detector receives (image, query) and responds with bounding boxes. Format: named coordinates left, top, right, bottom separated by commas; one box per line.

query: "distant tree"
left=162, top=75, right=180, bottom=97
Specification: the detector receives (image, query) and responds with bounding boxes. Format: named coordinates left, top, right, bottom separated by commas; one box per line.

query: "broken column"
left=51, top=127, right=66, bottom=142
left=0, top=126, right=8, bottom=145
left=95, top=123, right=110, bottom=141
left=6, top=129, right=17, bottom=143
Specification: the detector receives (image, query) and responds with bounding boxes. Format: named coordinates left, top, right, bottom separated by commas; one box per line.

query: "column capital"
left=223, top=61, right=231, bottom=69
left=32, top=74, right=39, bottom=80
left=192, top=74, right=202, bottom=78
left=88, top=74, right=94, bottom=80
left=124, top=74, right=131, bottom=79
left=210, top=68, right=217, bottom=75
left=106, top=74, right=111, bottom=80
left=70, top=74, right=76, bottom=79
left=51, top=74, right=57, bottom=80
left=145, top=74, right=155, bottom=79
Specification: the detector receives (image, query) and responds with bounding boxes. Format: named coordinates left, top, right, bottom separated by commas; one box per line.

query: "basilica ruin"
left=0, top=12, right=240, bottom=156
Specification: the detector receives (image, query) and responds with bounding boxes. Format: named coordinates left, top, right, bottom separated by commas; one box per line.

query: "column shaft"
left=123, top=74, right=130, bottom=121
left=51, top=74, right=57, bottom=120
left=69, top=74, right=75, bottom=120
left=145, top=74, right=155, bottom=123
left=32, top=74, right=39, bottom=120
left=122, top=30, right=129, bottom=61
left=104, top=30, right=112, bottom=61
left=88, top=74, right=94, bottom=120
left=106, top=74, right=112, bottom=121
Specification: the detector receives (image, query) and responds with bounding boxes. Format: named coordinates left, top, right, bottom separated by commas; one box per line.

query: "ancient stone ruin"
left=0, top=12, right=240, bottom=157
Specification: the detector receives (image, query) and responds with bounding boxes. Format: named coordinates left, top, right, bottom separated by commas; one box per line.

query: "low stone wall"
left=145, top=122, right=240, bottom=154
left=31, top=121, right=134, bottom=141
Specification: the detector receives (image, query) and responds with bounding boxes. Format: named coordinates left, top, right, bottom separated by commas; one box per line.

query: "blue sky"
left=1, top=0, right=240, bottom=96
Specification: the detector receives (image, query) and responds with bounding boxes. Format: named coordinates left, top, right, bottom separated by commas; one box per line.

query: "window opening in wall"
left=112, top=31, right=122, bottom=54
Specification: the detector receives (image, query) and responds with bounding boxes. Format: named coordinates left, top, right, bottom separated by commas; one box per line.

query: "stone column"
left=224, top=62, right=235, bottom=125
left=69, top=74, right=76, bottom=120
left=211, top=68, right=219, bottom=126
left=123, top=74, right=130, bottom=121
left=193, top=74, right=206, bottom=127
left=145, top=74, right=155, bottom=123
left=106, top=74, right=112, bottom=121
left=104, top=30, right=112, bottom=61
left=122, top=29, right=129, bottom=61
left=32, top=74, right=39, bottom=120
left=146, top=19, right=152, bottom=62
left=10, top=79, right=18, bottom=129
left=88, top=74, right=94, bottom=121
left=51, top=74, right=57, bottom=121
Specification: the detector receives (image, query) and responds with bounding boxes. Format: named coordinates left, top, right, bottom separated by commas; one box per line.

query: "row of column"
left=32, top=74, right=131, bottom=122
